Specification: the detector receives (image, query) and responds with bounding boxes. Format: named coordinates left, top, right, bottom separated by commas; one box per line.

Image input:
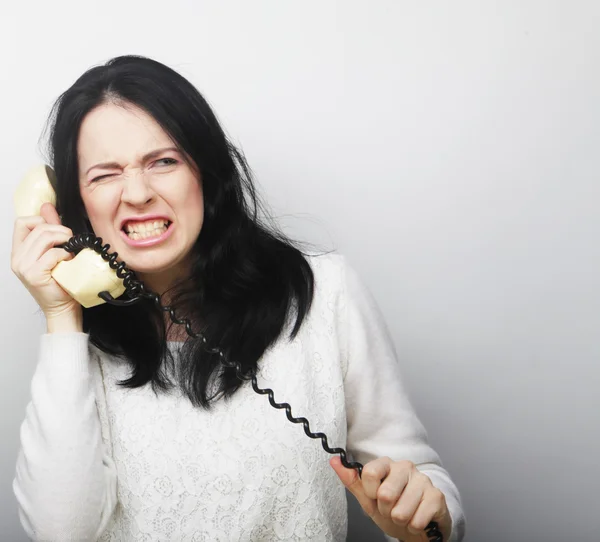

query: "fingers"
left=362, top=457, right=392, bottom=500
left=12, top=216, right=45, bottom=248
left=40, top=202, right=61, bottom=225
left=366, top=458, right=441, bottom=534
left=12, top=204, right=65, bottom=252
left=22, top=226, right=73, bottom=259
left=388, top=475, right=425, bottom=529
left=12, top=226, right=74, bottom=278
left=376, top=465, right=410, bottom=517
left=406, top=487, right=448, bottom=535
left=37, top=248, right=75, bottom=277
left=20, top=248, right=73, bottom=288
left=332, top=456, right=451, bottom=541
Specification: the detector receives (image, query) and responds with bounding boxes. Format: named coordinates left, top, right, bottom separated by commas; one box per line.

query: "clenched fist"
left=330, top=456, right=452, bottom=541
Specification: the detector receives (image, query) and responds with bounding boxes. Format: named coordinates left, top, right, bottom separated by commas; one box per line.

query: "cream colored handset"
left=14, top=165, right=126, bottom=308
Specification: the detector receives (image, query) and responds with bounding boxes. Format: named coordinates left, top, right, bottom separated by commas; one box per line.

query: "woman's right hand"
left=11, top=202, right=81, bottom=321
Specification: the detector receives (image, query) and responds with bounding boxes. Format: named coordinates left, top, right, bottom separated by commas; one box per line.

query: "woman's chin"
left=113, top=246, right=176, bottom=273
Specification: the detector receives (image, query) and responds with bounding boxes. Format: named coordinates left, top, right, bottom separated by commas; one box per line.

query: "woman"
left=11, top=55, right=465, bottom=541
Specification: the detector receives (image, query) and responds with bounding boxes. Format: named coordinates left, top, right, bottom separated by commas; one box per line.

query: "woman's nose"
left=120, top=170, right=155, bottom=206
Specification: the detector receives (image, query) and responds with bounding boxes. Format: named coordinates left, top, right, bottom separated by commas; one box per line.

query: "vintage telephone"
left=14, top=165, right=127, bottom=308
left=14, top=165, right=444, bottom=542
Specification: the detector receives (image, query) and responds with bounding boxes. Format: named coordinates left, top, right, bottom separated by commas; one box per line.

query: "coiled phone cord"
left=61, top=233, right=443, bottom=542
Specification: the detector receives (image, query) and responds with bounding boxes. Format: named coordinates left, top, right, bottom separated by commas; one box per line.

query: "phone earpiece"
left=14, top=165, right=126, bottom=308
left=13, top=165, right=57, bottom=217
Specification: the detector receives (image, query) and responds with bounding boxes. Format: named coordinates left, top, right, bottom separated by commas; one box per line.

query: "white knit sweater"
left=13, top=254, right=465, bottom=541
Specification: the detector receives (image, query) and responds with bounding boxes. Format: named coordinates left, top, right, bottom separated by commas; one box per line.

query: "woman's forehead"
left=78, top=103, right=174, bottom=169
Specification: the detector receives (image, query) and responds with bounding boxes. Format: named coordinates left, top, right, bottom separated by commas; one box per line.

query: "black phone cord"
left=60, top=233, right=444, bottom=542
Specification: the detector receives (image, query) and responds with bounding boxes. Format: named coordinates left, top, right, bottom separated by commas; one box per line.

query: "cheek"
left=183, top=182, right=204, bottom=223
left=81, top=191, right=117, bottom=234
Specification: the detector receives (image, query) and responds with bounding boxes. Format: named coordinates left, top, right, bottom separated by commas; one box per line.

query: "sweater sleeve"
left=13, top=332, right=118, bottom=542
left=336, top=257, right=466, bottom=542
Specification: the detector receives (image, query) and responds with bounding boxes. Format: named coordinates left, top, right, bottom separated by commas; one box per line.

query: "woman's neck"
left=135, top=264, right=195, bottom=342
left=135, top=257, right=192, bottom=299
left=166, top=322, right=190, bottom=342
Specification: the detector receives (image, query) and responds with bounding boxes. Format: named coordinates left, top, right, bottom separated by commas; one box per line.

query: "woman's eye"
left=91, top=174, right=111, bottom=182
left=90, top=159, right=177, bottom=181
left=156, top=158, right=178, bottom=166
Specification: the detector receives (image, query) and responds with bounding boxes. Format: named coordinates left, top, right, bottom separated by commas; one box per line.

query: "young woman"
left=11, top=55, right=465, bottom=542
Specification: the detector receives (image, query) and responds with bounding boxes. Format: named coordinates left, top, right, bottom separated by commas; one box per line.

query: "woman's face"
left=77, top=102, right=204, bottom=293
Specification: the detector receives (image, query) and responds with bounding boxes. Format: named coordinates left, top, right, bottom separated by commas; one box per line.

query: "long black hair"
left=44, top=55, right=315, bottom=407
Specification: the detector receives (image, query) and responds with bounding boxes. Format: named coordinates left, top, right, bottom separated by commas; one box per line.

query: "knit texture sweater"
left=13, top=254, right=465, bottom=541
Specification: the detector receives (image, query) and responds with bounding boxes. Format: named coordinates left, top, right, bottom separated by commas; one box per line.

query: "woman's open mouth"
left=120, top=218, right=174, bottom=247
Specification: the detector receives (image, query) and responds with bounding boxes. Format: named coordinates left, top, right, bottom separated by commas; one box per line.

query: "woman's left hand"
left=330, top=456, right=452, bottom=541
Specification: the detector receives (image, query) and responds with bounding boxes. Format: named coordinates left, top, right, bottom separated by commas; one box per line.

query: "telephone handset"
left=13, top=165, right=444, bottom=542
left=14, top=165, right=126, bottom=308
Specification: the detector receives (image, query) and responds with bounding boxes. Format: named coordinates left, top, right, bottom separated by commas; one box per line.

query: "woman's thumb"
left=329, top=457, right=359, bottom=488
left=330, top=457, right=374, bottom=505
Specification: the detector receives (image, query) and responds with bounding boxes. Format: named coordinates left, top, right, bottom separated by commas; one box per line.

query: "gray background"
left=2, top=1, right=599, bottom=541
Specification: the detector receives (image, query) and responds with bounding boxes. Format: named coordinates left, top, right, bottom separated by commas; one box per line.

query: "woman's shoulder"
left=87, top=340, right=128, bottom=372
left=302, top=250, right=382, bottom=330
left=301, top=251, right=361, bottom=323
left=304, top=250, right=349, bottom=285
left=303, top=251, right=363, bottom=301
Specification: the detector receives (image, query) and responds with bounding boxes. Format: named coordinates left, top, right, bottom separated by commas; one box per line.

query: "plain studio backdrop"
left=1, top=2, right=599, bottom=541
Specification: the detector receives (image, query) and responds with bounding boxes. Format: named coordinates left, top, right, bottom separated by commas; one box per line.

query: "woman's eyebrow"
left=85, top=146, right=180, bottom=175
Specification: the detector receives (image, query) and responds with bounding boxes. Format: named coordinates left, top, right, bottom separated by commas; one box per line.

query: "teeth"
left=127, top=225, right=168, bottom=240
left=124, top=219, right=169, bottom=233
left=124, top=219, right=169, bottom=240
